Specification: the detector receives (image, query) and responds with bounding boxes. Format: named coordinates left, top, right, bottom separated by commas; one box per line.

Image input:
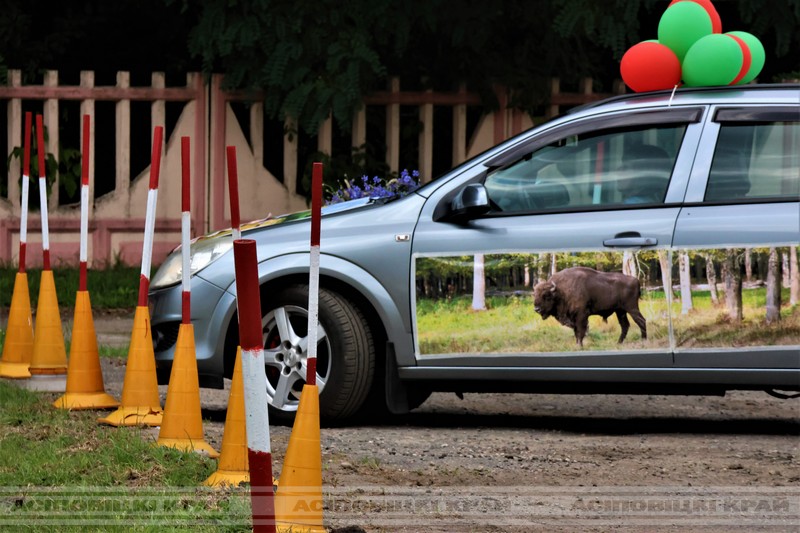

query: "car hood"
left=192, top=197, right=377, bottom=244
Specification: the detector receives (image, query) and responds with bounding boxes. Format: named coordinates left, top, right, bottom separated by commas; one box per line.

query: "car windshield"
left=411, top=113, right=576, bottom=199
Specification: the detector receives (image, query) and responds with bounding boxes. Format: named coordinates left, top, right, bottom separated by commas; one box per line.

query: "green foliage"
left=2, top=0, right=799, bottom=138
left=301, top=144, right=391, bottom=197
left=552, top=0, right=661, bottom=58
left=187, top=0, right=626, bottom=128
left=554, top=0, right=800, bottom=84
left=57, top=145, right=82, bottom=200
left=552, top=0, right=800, bottom=63
left=0, top=1, right=194, bottom=82
left=735, top=0, right=800, bottom=58
left=186, top=0, right=401, bottom=133
left=5, top=125, right=82, bottom=206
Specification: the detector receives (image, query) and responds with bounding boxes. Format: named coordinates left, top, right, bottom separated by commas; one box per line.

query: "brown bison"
left=533, top=266, right=646, bottom=346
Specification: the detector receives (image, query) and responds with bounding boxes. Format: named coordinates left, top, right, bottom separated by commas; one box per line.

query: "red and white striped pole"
left=226, top=146, right=242, bottom=242
left=139, top=126, right=163, bottom=307
left=19, top=112, right=32, bottom=273
left=28, top=114, right=68, bottom=382
left=227, top=146, right=275, bottom=533
left=79, top=115, right=90, bottom=291
left=305, top=162, right=323, bottom=385
left=35, top=115, right=50, bottom=271
left=181, top=137, right=192, bottom=322
left=0, top=111, right=35, bottom=379
left=273, top=162, right=324, bottom=532
left=97, top=126, right=163, bottom=425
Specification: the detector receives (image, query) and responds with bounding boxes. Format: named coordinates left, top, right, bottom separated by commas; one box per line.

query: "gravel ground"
left=87, top=312, right=800, bottom=532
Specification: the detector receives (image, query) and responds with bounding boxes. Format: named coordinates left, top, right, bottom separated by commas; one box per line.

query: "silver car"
left=149, top=84, right=800, bottom=421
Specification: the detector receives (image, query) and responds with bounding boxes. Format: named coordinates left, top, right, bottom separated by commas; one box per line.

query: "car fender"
left=224, top=252, right=416, bottom=367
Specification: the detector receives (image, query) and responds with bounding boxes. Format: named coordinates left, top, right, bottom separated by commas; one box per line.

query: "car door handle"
left=603, top=236, right=658, bottom=247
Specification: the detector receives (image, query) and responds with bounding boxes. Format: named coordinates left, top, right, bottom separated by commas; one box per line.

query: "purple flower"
left=325, top=170, right=421, bottom=205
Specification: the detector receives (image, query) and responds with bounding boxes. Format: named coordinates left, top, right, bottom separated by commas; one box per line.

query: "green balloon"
left=658, top=2, right=713, bottom=61
left=682, top=34, right=743, bottom=87
left=727, top=31, right=766, bottom=84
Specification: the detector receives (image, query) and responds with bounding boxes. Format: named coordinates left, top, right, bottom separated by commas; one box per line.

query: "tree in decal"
left=722, top=249, right=743, bottom=322
left=744, top=248, right=753, bottom=281
left=782, top=251, right=791, bottom=287
left=703, top=252, right=720, bottom=306
left=472, top=254, right=486, bottom=311
left=790, top=246, right=800, bottom=307
left=657, top=250, right=673, bottom=300
left=679, top=251, right=693, bottom=315
left=765, top=247, right=782, bottom=324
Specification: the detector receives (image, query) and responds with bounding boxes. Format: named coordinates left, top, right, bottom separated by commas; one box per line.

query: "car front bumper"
left=149, top=275, right=237, bottom=389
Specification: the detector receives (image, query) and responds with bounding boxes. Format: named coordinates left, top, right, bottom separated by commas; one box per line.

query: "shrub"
left=327, top=169, right=420, bottom=205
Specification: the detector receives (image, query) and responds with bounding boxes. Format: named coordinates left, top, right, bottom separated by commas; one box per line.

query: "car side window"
left=705, top=121, right=800, bottom=202
left=484, top=125, right=686, bottom=213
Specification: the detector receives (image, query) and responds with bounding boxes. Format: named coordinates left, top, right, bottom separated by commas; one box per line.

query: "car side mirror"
left=446, top=183, right=491, bottom=222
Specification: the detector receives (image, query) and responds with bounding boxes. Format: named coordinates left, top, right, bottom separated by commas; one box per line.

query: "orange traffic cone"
left=0, top=272, right=34, bottom=379
left=275, top=384, right=325, bottom=533
left=53, top=291, right=119, bottom=410
left=156, top=323, right=218, bottom=456
left=26, top=269, right=67, bottom=391
left=204, top=347, right=249, bottom=487
left=98, top=306, right=162, bottom=426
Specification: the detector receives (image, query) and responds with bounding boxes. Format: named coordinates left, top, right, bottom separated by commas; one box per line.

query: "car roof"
left=416, top=83, right=799, bottom=197
left=567, top=83, right=800, bottom=118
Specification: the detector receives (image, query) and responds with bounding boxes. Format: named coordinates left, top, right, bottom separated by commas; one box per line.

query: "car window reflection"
left=484, top=125, right=686, bottom=213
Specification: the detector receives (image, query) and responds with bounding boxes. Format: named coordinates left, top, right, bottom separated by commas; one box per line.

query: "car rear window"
left=705, top=121, right=799, bottom=202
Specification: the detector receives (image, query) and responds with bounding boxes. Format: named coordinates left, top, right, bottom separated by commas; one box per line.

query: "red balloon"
left=727, top=34, right=752, bottom=85
left=620, top=42, right=682, bottom=93
left=669, top=0, right=722, bottom=33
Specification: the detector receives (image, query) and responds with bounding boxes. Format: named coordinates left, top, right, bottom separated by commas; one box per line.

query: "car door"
left=409, top=107, right=706, bottom=380
left=671, top=105, right=800, bottom=386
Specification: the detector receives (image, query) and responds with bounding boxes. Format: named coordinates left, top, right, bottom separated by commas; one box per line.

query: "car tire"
left=262, top=285, right=375, bottom=422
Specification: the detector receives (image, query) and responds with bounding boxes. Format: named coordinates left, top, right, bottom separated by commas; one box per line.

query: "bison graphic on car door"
left=411, top=108, right=705, bottom=367
left=414, top=252, right=667, bottom=356
left=532, top=266, right=647, bottom=347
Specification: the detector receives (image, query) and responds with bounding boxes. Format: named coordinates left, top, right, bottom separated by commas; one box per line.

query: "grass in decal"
left=417, top=289, right=798, bottom=353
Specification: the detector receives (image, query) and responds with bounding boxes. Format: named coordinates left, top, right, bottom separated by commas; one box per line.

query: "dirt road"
left=97, top=343, right=799, bottom=533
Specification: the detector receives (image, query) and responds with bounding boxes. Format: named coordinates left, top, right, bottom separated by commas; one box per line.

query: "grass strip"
left=0, top=266, right=147, bottom=309
left=97, top=345, right=131, bottom=359
left=0, top=381, right=252, bottom=531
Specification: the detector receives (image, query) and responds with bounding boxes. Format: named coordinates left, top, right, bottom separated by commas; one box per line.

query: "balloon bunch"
left=620, top=0, right=765, bottom=92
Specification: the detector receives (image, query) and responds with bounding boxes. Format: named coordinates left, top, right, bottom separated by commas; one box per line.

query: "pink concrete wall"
left=1, top=71, right=598, bottom=268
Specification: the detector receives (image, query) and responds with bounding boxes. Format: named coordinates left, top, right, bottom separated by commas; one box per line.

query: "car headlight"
left=150, top=237, right=233, bottom=289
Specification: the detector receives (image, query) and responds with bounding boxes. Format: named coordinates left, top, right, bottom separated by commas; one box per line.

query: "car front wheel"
left=262, top=285, right=375, bottom=422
